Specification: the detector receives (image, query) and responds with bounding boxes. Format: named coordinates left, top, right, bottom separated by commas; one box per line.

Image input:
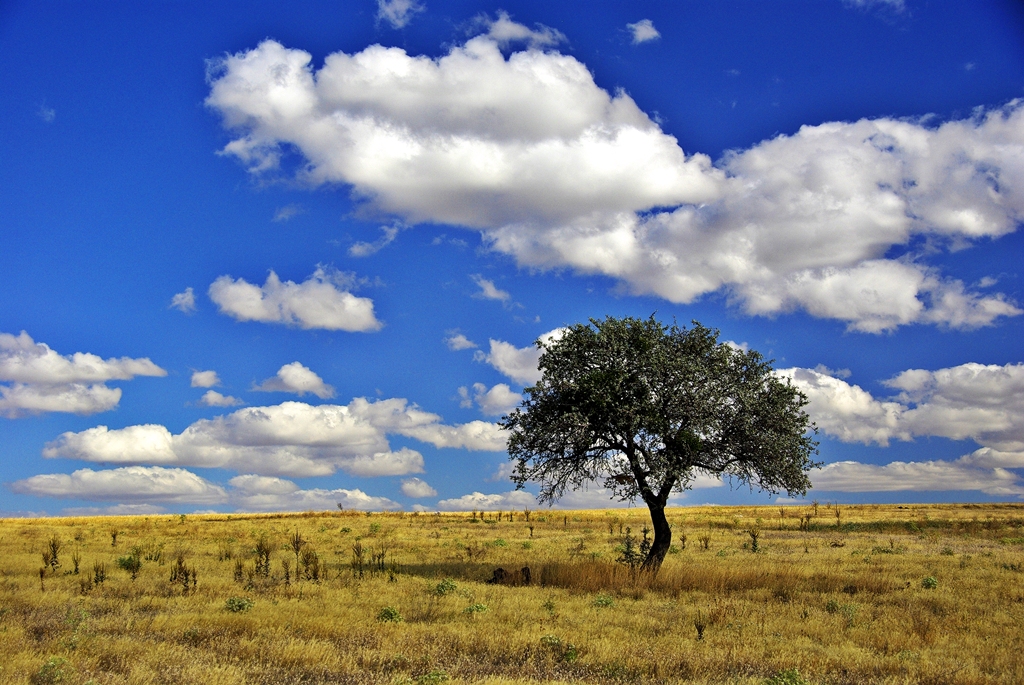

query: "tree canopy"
left=499, top=316, right=820, bottom=573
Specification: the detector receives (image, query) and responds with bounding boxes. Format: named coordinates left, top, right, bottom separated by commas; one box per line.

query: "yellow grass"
left=1, top=503, right=1023, bottom=684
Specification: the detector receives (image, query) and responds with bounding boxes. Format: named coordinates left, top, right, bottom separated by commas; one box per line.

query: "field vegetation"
left=1, top=503, right=1023, bottom=684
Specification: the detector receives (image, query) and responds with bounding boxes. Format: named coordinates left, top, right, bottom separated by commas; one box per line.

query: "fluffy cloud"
left=445, top=332, right=477, bottom=350
left=44, top=397, right=504, bottom=478
left=813, top=459, right=1024, bottom=497
left=474, top=328, right=564, bottom=385
left=10, top=466, right=228, bottom=504
left=626, top=19, right=660, bottom=44
left=400, top=477, right=438, bottom=498
left=191, top=370, right=220, bottom=388
left=198, top=390, right=243, bottom=407
left=458, top=382, right=521, bottom=416
left=253, top=362, right=335, bottom=399
left=12, top=467, right=399, bottom=511
left=470, top=274, right=511, bottom=303
left=207, top=26, right=1024, bottom=332
left=208, top=268, right=381, bottom=332
left=376, top=0, right=424, bottom=30
left=350, top=224, right=400, bottom=257
left=781, top=362, right=1024, bottom=452
left=437, top=490, right=538, bottom=511
left=0, top=331, right=166, bottom=418
left=170, top=287, right=196, bottom=313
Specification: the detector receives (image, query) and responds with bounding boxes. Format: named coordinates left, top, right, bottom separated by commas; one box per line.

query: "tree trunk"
left=641, top=501, right=672, bottom=575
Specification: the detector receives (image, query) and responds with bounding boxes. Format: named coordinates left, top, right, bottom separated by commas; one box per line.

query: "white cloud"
left=470, top=274, right=511, bottom=303
left=479, top=11, right=565, bottom=49
left=376, top=0, right=424, bottom=29
left=844, top=0, right=906, bottom=12
left=170, top=287, right=197, bottom=313
left=44, top=397, right=504, bottom=478
left=626, top=19, right=660, bottom=44
left=350, top=224, right=400, bottom=257
left=207, top=29, right=1024, bottom=332
left=813, top=459, right=1024, bottom=497
left=474, top=328, right=564, bottom=385
left=37, top=104, right=56, bottom=123
left=191, top=370, right=220, bottom=388
left=208, top=267, right=381, bottom=332
left=458, top=382, right=521, bottom=416
left=10, top=466, right=228, bottom=504
left=445, top=332, right=477, bottom=350
left=782, top=362, right=1024, bottom=452
left=401, top=477, right=437, bottom=498
left=253, top=361, right=335, bottom=399
left=437, top=490, right=538, bottom=511
left=0, top=331, right=166, bottom=418
left=13, top=466, right=400, bottom=512
left=272, top=204, right=303, bottom=222
left=198, top=390, right=243, bottom=407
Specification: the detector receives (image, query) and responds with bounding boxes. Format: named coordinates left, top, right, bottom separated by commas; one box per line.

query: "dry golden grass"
left=1, top=503, right=1023, bottom=684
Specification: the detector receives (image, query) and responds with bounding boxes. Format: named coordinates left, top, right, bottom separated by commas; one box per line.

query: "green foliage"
left=224, top=596, right=254, bottom=613
left=432, top=578, right=458, bottom=596
left=500, top=316, right=819, bottom=573
left=764, top=668, right=810, bottom=685
left=377, top=606, right=403, bottom=623
left=593, top=594, right=615, bottom=608
left=463, top=603, right=488, bottom=615
left=540, top=635, right=578, bottom=662
left=32, top=657, right=72, bottom=685
left=922, top=576, right=938, bottom=589
left=116, top=550, right=142, bottom=580
left=414, top=671, right=449, bottom=684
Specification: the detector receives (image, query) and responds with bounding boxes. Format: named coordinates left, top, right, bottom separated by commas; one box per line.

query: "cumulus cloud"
left=170, top=287, right=197, bottom=313
left=207, top=27, right=1024, bottom=332
left=437, top=490, right=538, bottom=511
left=208, top=267, right=381, bottom=332
left=12, top=466, right=400, bottom=511
left=813, top=459, right=1024, bottom=497
left=474, top=328, right=564, bottom=385
left=10, top=466, right=228, bottom=504
left=401, top=477, right=438, bottom=498
left=626, top=19, right=660, bottom=44
left=376, top=0, right=424, bottom=29
left=470, top=274, right=511, bottom=303
left=458, top=382, right=521, bottom=415
left=445, top=331, right=477, bottom=350
left=479, top=11, right=565, bottom=49
left=781, top=362, right=1024, bottom=452
left=198, top=390, right=243, bottom=407
left=191, top=370, right=220, bottom=388
left=253, top=362, right=335, bottom=399
left=0, top=331, right=166, bottom=418
left=44, top=397, right=504, bottom=478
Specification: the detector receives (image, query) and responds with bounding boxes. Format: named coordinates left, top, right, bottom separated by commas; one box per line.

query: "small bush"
left=764, top=668, right=810, bottom=685
left=463, top=603, right=488, bottom=615
left=433, top=578, right=458, bottom=596
left=224, top=596, right=254, bottom=613
left=415, top=671, right=449, bottom=684
left=32, top=656, right=72, bottom=685
left=377, top=606, right=403, bottom=623
left=593, top=594, right=615, bottom=608
left=922, top=576, right=938, bottom=589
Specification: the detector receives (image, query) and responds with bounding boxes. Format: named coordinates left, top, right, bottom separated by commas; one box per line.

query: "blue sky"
left=2, top=0, right=1024, bottom=516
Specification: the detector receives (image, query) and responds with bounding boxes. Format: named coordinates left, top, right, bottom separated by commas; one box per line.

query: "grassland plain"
left=1, top=503, right=1023, bottom=685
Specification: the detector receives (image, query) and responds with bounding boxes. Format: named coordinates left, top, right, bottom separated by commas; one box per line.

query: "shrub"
left=225, top=596, right=254, bottom=613
left=764, top=668, right=810, bottom=685
left=593, top=594, right=615, bottom=608
left=922, top=576, right=938, bottom=589
left=116, top=551, right=142, bottom=580
left=32, top=656, right=72, bottom=685
left=377, top=606, right=403, bottom=623
left=433, top=578, right=458, bottom=596
left=463, top=603, right=488, bottom=615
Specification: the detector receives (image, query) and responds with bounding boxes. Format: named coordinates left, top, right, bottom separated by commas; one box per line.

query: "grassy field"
left=1, top=502, right=1023, bottom=685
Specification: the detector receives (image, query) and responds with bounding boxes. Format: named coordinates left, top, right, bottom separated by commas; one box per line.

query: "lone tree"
left=500, top=316, right=819, bottom=575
